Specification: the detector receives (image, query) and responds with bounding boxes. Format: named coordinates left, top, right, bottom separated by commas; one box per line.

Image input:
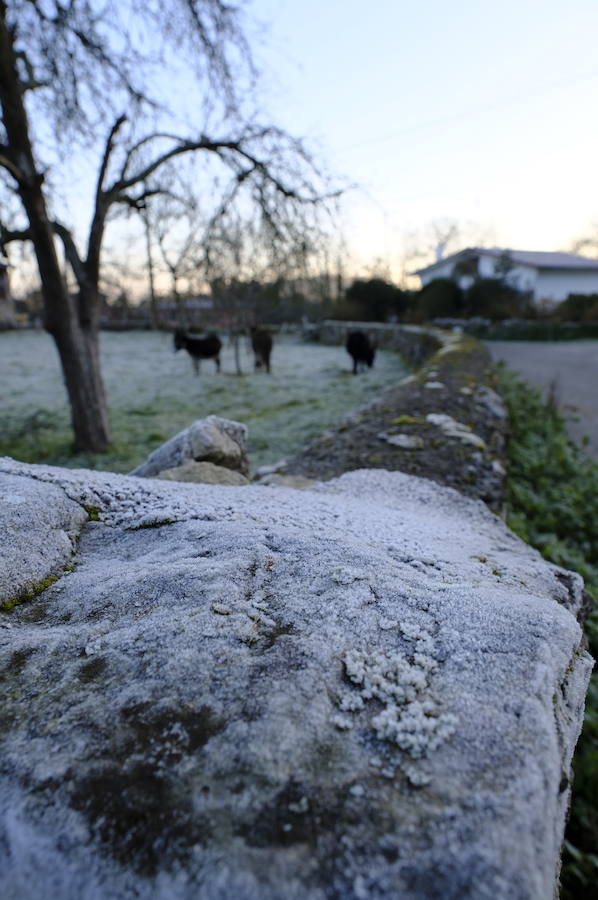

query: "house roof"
left=414, top=247, right=598, bottom=275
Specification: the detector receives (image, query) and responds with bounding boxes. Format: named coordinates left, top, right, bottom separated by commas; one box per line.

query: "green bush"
left=556, top=294, right=598, bottom=323
left=463, top=278, right=534, bottom=320
left=408, top=277, right=533, bottom=323
left=344, top=278, right=408, bottom=322
left=408, top=278, right=465, bottom=322
left=496, top=367, right=598, bottom=898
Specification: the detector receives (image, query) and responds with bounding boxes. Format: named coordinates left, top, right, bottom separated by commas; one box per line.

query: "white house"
left=414, top=248, right=598, bottom=305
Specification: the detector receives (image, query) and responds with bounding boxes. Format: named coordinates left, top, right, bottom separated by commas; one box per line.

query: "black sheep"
left=346, top=330, right=376, bottom=375
left=250, top=326, right=273, bottom=373
left=174, top=329, right=222, bottom=374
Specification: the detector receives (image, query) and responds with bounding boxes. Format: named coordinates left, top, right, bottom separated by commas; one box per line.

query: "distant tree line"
left=332, top=275, right=533, bottom=324
left=336, top=277, right=598, bottom=325
left=12, top=271, right=598, bottom=334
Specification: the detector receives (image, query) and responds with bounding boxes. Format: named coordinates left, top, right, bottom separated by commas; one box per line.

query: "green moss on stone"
left=127, top=518, right=176, bottom=531
left=0, top=573, right=59, bottom=612
left=389, top=415, right=423, bottom=426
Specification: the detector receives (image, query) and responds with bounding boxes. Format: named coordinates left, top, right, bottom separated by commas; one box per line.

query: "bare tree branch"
left=95, top=114, right=127, bottom=202
left=118, top=188, right=164, bottom=210
left=51, top=220, right=87, bottom=286
left=15, top=48, right=48, bottom=90
left=0, top=224, right=32, bottom=245
left=0, top=147, right=24, bottom=182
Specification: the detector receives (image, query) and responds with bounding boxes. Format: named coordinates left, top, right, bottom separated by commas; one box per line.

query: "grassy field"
left=0, top=329, right=409, bottom=474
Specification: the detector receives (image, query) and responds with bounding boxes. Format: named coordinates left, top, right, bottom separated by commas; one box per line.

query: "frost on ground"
left=0, top=331, right=409, bottom=473
left=0, top=458, right=592, bottom=899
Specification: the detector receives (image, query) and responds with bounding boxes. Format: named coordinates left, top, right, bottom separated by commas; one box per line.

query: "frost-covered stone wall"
left=0, top=457, right=592, bottom=899
left=289, top=326, right=507, bottom=512
left=316, top=320, right=442, bottom=365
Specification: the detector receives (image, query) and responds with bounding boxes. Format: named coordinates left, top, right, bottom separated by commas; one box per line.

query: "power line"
left=342, top=67, right=598, bottom=151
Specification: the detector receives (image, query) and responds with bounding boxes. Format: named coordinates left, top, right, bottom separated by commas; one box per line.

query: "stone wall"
left=285, top=322, right=507, bottom=512
left=0, top=323, right=594, bottom=899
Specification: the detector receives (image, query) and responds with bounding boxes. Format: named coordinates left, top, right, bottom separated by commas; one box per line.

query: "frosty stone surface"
left=0, top=458, right=592, bottom=899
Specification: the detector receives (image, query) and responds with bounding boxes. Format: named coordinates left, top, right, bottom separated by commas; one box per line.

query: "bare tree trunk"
left=53, top=309, right=111, bottom=451
left=231, top=331, right=242, bottom=375
left=169, top=271, right=187, bottom=328
left=142, top=210, right=159, bottom=329
left=0, top=10, right=111, bottom=452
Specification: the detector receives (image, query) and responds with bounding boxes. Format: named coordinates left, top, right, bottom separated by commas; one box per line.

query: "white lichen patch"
left=238, top=624, right=260, bottom=644
left=341, top=637, right=456, bottom=762
left=247, top=610, right=277, bottom=629
left=403, top=763, right=432, bottom=787
left=426, top=413, right=486, bottom=450
left=349, top=784, right=365, bottom=798
left=475, top=385, right=507, bottom=419
left=343, top=649, right=428, bottom=702
left=332, top=714, right=354, bottom=731
left=372, top=700, right=456, bottom=758
left=288, top=796, right=309, bottom=814
left=338, top=693, right=366, bottom=712
left=377, top=432, right=424, bottom=450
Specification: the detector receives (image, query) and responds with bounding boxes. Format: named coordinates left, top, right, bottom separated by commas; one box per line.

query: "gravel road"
left=486, top=340, right=598, bottom=458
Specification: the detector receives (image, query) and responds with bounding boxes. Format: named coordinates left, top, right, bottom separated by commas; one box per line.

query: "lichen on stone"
left=1, top=573, right=60, bottom=612
left=341, top=636, right=456, bottom=762
left=426, top=413, right=486, bottom=449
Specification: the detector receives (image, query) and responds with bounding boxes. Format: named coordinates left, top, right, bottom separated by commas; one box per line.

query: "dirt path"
left=486, top=340, right=598, bottom=458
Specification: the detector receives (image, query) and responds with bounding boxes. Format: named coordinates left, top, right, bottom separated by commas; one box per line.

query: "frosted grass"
left=0, top=329, right=409, bottom=473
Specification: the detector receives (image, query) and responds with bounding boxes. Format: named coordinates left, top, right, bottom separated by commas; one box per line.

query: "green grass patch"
left=496, top=365, right=598, bottom=898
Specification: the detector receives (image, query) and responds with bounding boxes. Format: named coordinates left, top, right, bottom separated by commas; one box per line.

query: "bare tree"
left=0, top=0, right=337, bottom=452
left=205, top=215, right=276, bottom=375
left=143, top=176, right=207, bottom=327
left=400, top=218, right=495, bottom=288
left=570, top=226, right=598, bottom=259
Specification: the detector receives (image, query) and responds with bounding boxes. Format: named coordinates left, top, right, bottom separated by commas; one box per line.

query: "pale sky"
left=12, top=0, right=598, bottom=296
left=250, top=0, right=598, bottom=278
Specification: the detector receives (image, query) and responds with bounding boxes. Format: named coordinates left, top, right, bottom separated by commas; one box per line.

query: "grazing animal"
left=346, top=330, right=376, bottom=375
left=174, top=329, right=221, bottom=374
left=250, top=326, right=273, bottom=373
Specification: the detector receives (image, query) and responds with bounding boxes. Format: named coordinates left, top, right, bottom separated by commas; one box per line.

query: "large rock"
left=0, top=457, right=592, bottom=899
left=156, top=460, right=249, bottom=486
left=130, top=415, right=249, bottom=478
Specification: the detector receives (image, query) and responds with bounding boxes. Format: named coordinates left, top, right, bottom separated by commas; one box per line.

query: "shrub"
left=407, top=278, right=464, bottom=322
left=496, top=366, right=598, bottom=899
left=344, top=278, right=408, bottom=322
left=464, top=278, right=534, bottom=319
left=555, top=294, right=598, bottom=323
